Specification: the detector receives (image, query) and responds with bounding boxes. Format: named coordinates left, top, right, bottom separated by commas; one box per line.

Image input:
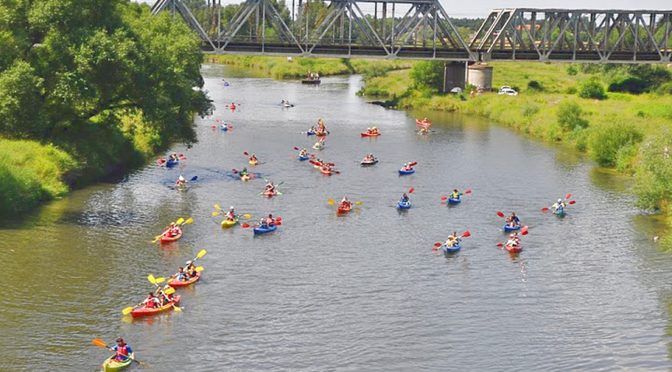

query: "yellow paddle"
left=163, top=287, right=182, bottom=312
left=194, top=249, right=207, bottom=261
left=355, top=201, right=363, bottom=205
left=147, top=274, right=156, bottom=285
left=211, top=211, right=221, bottom=217
left=327, top=199, right=335, bottom=205
left=122, top=306, right=134, bottom=315
left=195, top=266, right=204, bottom=272
left=242, top=213, right=252, bottom=219
left=181, top=217, right=193, bottom=225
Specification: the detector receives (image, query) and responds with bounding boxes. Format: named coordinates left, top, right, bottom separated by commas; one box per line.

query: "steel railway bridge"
left=151, top=0, right=671, bottom=63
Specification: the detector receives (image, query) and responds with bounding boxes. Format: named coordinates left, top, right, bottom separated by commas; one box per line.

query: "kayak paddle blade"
left=122, top=307, right=134, bottom=315
left=327, top=199, right=335, bottom=205
left=175, top=218, right=184, bottom=225
left=196, top=249, right=207, bottom=259
left=164, top=287, right=176, bottom=295
left=496, top=211, right=505, bottom=218
left=92, top=339, right=108, bottom=349
left=195, top=266, right=204, bottom=272
left=461, top=231, right=471, bottom=238
left=565, top=193, right=572, bottom=200
left=183, top=217, right=193, bottom=225
left=147, top=274, right=156, bottom=285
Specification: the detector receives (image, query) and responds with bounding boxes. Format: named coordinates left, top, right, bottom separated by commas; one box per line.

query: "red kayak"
left=168, top=272, right=201, bottom=288
left=416, top=119, right=431, bottom=128
left=360, top=131, right=381, bottom=137
left=506, top=243, right=523, bottom=254
left=320, top=167, right=332, bottom=176
left=337, top=203, right=352, bottom=214
left=264, top=189, right=277, bottom=198
left=160, top=229, right=182, bottom=243
left=130, top=295, right=181, bottom=318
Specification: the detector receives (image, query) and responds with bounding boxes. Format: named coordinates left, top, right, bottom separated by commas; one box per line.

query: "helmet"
left=179, top=175, right=185, bottom=181
left=558, top=198, right=562, bottom=203
left=230, top=206, right=234, bottom=210
left=510, top=234, right=514, bottom=237
left=186, top=260, right=192, bottom=265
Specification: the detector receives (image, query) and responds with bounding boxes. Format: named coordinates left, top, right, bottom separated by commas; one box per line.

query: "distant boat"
left=302, top=78, right=321, bottom=85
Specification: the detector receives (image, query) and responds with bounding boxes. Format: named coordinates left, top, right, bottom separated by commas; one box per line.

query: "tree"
left=578, top=77, right=606, bottom=99
left=409, top=61, right=444, bottom=92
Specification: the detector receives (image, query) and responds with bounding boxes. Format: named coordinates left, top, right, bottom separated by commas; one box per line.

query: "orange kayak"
left=160, top=229, right=182, bottom=243
left=337, top=203, right=352, bottom=214
left=168, top=272, right=201, bottom=288
left=130, top=295, right=181, bottom=318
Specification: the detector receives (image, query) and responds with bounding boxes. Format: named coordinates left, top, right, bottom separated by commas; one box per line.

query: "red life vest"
left=116, top=345, right=129, bottom=359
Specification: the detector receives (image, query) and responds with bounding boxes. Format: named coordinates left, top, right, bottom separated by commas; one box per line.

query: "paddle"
left=195, top=266, right=204, bottom=272
left=432, top=231, right=471, bottom=250
left=496, top=211, right=505, bottom=218
left=162, top=287, right=182, bottom=312
left=91, top=339, right=144, bottom=366
left=565, top=193, right=572, bottom=200
left=192, top=249, right=207, bottom=262
left=190, top=176, right=198, bottom=181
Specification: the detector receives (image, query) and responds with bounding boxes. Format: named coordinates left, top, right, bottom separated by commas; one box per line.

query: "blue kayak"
left=166, top=159, right=179, bottom=168
left=398, top=168, right=415, bottom=175
left=220, top=125, right=228, bottom=131
left=253, top=225, right=277, bottom=235
left=447, top=197, right=461, bottom=204
left=554, top=208, right=566, bottom=217
left=397, top=200, right=412, bottom=210
left=503, top=224, right=521, bottom=232
left=441, top=244, right=461, bottom=254
left=306, top=130, right=316, bottom=136
left=298, top=155, right=309, bottom=161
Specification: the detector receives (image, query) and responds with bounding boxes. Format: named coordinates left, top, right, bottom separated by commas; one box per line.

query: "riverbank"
left=360, top=61, right=672, bottom=247
left=0, top=3, right=211, bottom=217
left=206, top=55, right=411, bottom=79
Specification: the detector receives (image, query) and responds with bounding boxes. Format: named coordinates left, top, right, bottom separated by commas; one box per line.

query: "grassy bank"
left=206, top=55, right=411, bottom=79
left=359, top=61, right=672, bottom=246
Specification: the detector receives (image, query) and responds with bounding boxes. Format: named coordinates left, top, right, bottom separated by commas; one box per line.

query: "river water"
left=2, top=64, right=672, bottom=371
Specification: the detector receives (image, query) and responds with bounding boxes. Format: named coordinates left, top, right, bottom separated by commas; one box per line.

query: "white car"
left=449, top=87, right=463, bottom=94
left=498, top=86, right=518, bottom=96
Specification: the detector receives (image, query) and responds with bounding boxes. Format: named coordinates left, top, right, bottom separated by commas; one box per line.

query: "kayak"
left=160, top=230, right=182, bottom=243
left=130, top=295, right=181, bottom=318
left=102, top=353, right=134, bottom=371
left=312, top=143, right=324, bottom=150
left=253, top=224, right=277, bottom=235
left=320, top=167, right=332, bottom=176
left=360, top=132, right=381, bottom=137
left=306, top=130, right=315, bottom=136
left=249, top=159, right=258, bottom=166
left=220, top=125, right=228, bottom=131
left=337, top=203, right=352, bottom=214
left=441, top=244, right=461, bottom=254
left=447, top=197, right=461, bottom=205
left=240, top=174, right=251, bottom=182
left=298, top=155, right=309, bottom=161
left=416, top=119, right=432, bottom=128
left=397, top=200, right=411, bottom=210
left=503, top=224, right=521, bottom=232
left=398, top=168, right=415, bottom=175
left=264, top=189, right=277, bottom=198
left=166, top=159, right=178, bottom=168
left=168, top=272, right=201, bottom=288
left=361, top=159, right=378, bottom=166
left=506, top=243, right=523, bottom=254
left=554, top=208, right=566, bottom=217
left=221, top=218, right=238, bottom=228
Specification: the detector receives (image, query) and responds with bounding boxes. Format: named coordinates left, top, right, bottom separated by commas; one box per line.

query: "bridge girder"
left=470, top=8, right=672, bottom=63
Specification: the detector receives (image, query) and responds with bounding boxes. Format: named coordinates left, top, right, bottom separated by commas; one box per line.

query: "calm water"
left=2, top=65, right=672, bottom=371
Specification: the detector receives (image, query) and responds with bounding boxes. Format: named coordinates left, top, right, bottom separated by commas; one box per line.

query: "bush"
left=522, top=103, right=540, bottom=117
left=557, top=101, right=589, bottom=131
left=608, top=75, right=648, bottom=94
left=588, top=122, right=643, bottom=167
left=527, top=80, right=544, bottom=91
left=657, top=81, right=672, bottom=95
left=579, top=77, right=607, bottom=99
left=409, top=61, right=444, bottom=92
left=567, top=65, right=578, bottom=76
left=565, top=86, right=578, bottom=94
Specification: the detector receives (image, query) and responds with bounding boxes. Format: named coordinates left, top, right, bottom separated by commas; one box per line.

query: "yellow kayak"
left=240, top=174, right=251, bottom=181
left=221, top=218, right=238, bottom=228
left=102, top=353, right=134, bottom=371
left=249, top=159, right=258, bottom=166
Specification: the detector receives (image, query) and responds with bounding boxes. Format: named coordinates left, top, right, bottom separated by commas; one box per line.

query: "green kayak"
left=102, top=353, right=134, bottom=371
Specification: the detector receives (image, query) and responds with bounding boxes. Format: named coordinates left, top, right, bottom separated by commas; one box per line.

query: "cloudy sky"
left=135, top=0, right=670, bottom=18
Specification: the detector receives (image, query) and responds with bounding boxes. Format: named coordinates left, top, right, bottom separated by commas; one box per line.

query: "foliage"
left=557, top=101, right=588, bottom=131
left=657, top=81, right=672, bottom=95
left=527, top=80, right=544, bottom=91
left=588, top=121, right=643, bottom=167
left=634, top=126, right=672, bottom=210
left=409, top=61, right=444, bottom=92
left=578, top=77, right=607, bottom=99
left=566, top=65, right=578, bottom=76
left=608, top=75, right=648, bottom=94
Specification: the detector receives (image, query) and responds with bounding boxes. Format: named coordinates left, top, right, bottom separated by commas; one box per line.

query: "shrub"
left=567, top=65, right=578, bottom=76
left=565, top=86, right=578, bottom=94
left=522, top=103, right=540, bottom=117
left=657, top=81, right=672, bottom=95
left=527, top=80, right=544, bottom=91
left=608, top=75, right=648, bottom=94
left=557, top=101, right=589, bottom=131
left=579, top=77, right=607, bottom=99
left=588, top=122, right=643, bottom=167
left=634, top=127, right=672, bottom=210
left=409, top=61, right=444, bottom=92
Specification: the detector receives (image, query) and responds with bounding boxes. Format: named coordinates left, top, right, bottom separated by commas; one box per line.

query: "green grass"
left=0, top=139, right=79, bottom=215
left=206, top=55, right=411, bottom=79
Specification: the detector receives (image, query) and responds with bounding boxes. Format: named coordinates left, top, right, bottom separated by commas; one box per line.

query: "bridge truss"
left=151, top=0, right=474, bottom=60
left=471, top=9, right=672, bottom=63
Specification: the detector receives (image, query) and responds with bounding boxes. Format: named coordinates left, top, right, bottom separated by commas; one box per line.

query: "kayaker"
left=239, top=167, right=249, bottom=177
left=174, top=267, right=189, bottom=281
left=159, top=285, right=174, bottom=305
left=169, top=153, right=178, bottom=161
left=445, top=232, right=460, bottom=247
left=226, top=206, right=236, bottom=221
left=142, top=293, right=159, bottom=309
left=299, top=148, right=308, bottom=157
left=552, top=199, right=566, bottom=212
left=506, top=233, right=520, bottom=247
left=259, top=217, right=268, bottom=228
left=400, top=193, right=410, bottom=203
left=265, top=181, right=276, bottom=193
left=340, top=196, right=352, bottom=209
left=249, top=154, right=258, bottom=163
left=507, top=212, right=520, bottom=227
left=371, top=126, right=378, bottom=134
left=185, top=260, right=197, bottom=277
left=110, top=338, right=133, bottom=362
left=451, top=189, right=462, bottom=200
left=175, top=175, right=187, bottom=187
left=265, top=214, right=275, bottom=226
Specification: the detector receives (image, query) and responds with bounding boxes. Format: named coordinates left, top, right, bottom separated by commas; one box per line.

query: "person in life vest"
left=159, top=285, right=173, bottom=305
left=175, top=175, right=187, bottom=187
left=265, top=181, right=276, bottom=195
left=507, top=212, right=520, bottom=227
left=185, top=260, right=197, bottom=278
left=225, top=206, right=236, bottom=221
left=265, top=214, right=275, bottom=226
left=299, top=148, right=308, bottom=157
left=445, top=232, right=460, bottom=247
left=111, top=338, right=133, bottom=362
left=142, top=292, right=159, bottom=309
left=552, top=198, right=566, bottom=213
left=371, top=126, right=378, bottom=134
left=340, top=196, right=352, bottom=209
left=163, top=222, right=180, bottom=237
left=230, top=102, right=236, bottom=110
left=169, top=153, right=178, bottom=161
left=451, top=189, right=462, bottom=200
left=249, top=154, right=258, bottom=163
left=173, top=267, right=188, bottom=282
left=400, top=193, right=410, bottom=204
left=506, top=233, right=521, bottom=247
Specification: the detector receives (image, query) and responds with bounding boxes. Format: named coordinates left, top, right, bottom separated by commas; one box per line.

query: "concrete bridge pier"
left=442, top=62, right=466, bottom=93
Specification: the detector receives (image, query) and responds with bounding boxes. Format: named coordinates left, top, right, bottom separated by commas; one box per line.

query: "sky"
left=135, top=0, right=670, bottom=18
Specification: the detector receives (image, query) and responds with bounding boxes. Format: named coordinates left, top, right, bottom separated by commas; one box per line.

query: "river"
left=1, top=64, right=672, bottom=370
